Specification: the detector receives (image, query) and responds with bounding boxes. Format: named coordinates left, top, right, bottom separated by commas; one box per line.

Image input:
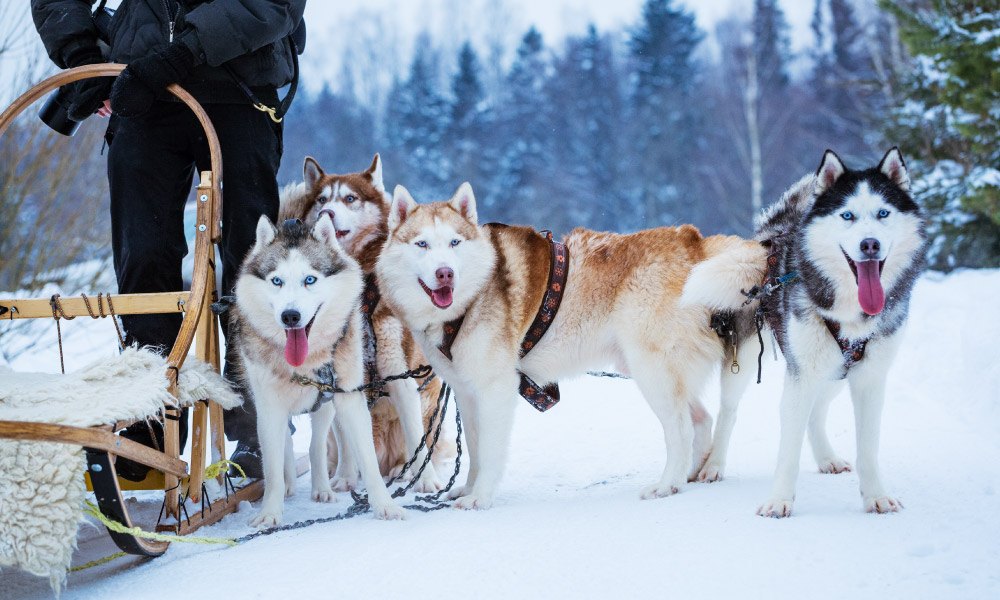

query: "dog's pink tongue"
left=431, top=287, right=453, bottom=309
left=856, top=260, right=885, bottom=316
left=285, top=328, right=309, bottom=367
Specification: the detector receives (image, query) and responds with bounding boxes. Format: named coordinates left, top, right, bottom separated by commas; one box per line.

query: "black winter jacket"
left=31, top=0, right=306, bottom=105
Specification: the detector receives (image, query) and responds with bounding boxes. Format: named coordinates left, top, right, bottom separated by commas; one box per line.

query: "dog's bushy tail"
left=277, top=181, right=311, bottom=222
left=681, top=236, right=768, bottom=311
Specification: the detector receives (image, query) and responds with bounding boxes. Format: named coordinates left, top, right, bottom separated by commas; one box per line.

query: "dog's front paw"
left=312, top=486, right=335, bottom=503
left=817, top=457, right=853, bottom=474
left=386, top=463, right=405, bottom=480
left=414, top=471, right=443, bottom=494
left=453, top=493, right=494, bottom=510
left=250, top=509, right=282, bottom=528
left=865, top=495, right=903, bottom=514
left=640, top=482, right=680, bottom=499
left=371, top=501, right=407, bottom=521
left=757, top=498, right=794, bottom=518
left=446, top=485, right=469, bottom=500
left=331, top=476, right=359, bottom=492
left=695, top=462, right=724, bottom=483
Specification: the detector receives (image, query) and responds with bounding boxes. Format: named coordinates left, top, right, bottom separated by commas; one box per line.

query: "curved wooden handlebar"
left=0, top=63, right=223, bottom=395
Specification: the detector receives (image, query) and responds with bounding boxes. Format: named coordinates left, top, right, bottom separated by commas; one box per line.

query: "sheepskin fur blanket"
left=0, top=347, right=242, bottom=593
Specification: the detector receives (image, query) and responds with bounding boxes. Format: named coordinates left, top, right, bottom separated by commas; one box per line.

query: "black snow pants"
left=105, top=100, right=282, bottom=448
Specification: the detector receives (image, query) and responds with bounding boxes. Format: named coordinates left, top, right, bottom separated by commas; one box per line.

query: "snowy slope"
left=2, top=270, right=999, bottom=599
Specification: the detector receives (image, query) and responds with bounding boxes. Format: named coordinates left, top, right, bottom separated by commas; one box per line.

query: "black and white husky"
left=683, top=148, right=927, bottom=517
left=230, top=214, right=405, bottom=526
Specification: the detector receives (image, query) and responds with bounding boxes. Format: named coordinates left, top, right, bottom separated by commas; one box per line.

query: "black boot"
left=228, top=440, right=263, bottom=479
left=115, top=409, right=189, bottom=482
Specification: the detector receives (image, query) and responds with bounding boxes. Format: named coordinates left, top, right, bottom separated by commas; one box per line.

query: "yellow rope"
left=83, top=501, right=238, bottom=546
left=203, top=458, right=245, bottom=483
left=69, top=551, right=128, bottom=572
left=70, top=461, right=246, bottom=572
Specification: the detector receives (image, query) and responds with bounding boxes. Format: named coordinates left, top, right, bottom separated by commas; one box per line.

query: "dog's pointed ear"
left=814, top=149, right=846, bottom=196
left=312, top=211, right=339, bottom=249
left=388, top=185, right=416, bottom=232
left=252, top=215, right=277, bottom=255
left=449, top=182, right=478, bottom=225
left=878, top=146, right=910, bottom=193
left=366, top=153, right=385, bottom=193
left=304, top=156, right=324, bottom=188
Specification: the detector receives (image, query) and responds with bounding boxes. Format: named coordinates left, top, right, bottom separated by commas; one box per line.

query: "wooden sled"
left=0, top=65, right=267, bottom=557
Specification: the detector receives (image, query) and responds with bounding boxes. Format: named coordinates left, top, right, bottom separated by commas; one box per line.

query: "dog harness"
left=750, top=235, right=869, bottom=379
left=437, top=231, right=569, bottom=412
left=359, top=273, right=383, bottom=407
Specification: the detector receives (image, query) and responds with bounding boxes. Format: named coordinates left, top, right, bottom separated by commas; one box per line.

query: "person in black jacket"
left=31, top=0, right=307, bottom=480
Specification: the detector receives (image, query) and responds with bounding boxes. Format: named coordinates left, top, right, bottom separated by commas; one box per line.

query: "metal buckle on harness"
left=254, top=102, right=283, bottom=123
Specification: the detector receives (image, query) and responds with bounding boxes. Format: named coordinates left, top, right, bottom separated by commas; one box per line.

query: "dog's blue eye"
left=415, top=240, right=428, bottom=249
left=877, top=209, right=890, bottom=219
left=840, top=211, right=855, bottom=221
left=304, top=275, right=317, bottom=286
left=344, top=195, right=357, bottom=204
left=450, top=239, right=461, bottom=247
left=271, top=276, right=283, bottom=287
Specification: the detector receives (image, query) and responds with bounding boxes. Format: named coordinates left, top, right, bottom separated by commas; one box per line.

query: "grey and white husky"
left=683, top=147, right=927, bottom=517
left=230, top=214, right=405, bottom=527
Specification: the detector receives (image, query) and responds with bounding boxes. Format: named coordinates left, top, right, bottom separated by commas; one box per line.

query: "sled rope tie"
left=49, top=294, right=75, bottom=374
left=49, top=293, right=128, bottom=374
left=204, top=458, right=246, bottom=483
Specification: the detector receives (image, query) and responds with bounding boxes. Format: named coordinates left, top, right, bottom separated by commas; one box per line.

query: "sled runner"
left=0, top=65, right=265, bottom=563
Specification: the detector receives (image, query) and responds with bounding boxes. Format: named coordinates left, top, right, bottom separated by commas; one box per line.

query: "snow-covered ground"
left=3, top=270, right=999, bottom=599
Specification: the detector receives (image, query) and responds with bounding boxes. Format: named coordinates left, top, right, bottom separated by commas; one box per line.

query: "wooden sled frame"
left=0, top=65, right=264, bottom=556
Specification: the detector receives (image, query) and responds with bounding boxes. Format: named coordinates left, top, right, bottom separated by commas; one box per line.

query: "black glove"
left=110, top=42, right=196, bottom=119
left=60, top=45, right=113, bottom=122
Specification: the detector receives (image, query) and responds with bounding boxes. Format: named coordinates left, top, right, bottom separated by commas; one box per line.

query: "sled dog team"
left=229, top=147, right=926, bottom=526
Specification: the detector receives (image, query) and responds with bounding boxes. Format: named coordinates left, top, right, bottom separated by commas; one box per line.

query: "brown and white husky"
left=374, top=182, right=767, bottom=509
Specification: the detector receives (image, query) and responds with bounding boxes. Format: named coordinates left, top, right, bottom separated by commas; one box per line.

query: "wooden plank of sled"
left=0, top=292, right=191, bottom=320
left=164, top=455, right=310, bottom=535
left=0, top=421, right=188, bottom=477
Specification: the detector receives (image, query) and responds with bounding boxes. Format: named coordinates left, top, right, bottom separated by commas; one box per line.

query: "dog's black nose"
left=281, top=309, right=302, bottom=328
left=860, top=238, right=881, bottom=259
left=435, top=267, right=454, bottom=286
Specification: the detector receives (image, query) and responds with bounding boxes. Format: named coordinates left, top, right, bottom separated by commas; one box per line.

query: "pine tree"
left=547, top=24, right=625, bottom=233
left=753, top=0, right=791, bottom=95
left=383, top=34, right=450, bottom=198
left=627, top=0, right=704, bottom=228
left=279, top=86, right=377, bottom=185
left=882, top=0, right=1000, bottom=269
left=448, top=42, right=492, bottom=199
left=492, top=26, right=554, bottom=225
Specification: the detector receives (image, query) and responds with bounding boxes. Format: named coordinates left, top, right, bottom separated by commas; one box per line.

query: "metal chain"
left=235, top=382, right=463, bottom=543
left=291, top=364, right=434, bottom=397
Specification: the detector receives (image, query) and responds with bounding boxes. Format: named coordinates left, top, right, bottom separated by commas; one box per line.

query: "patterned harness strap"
left=436, top=231, right=569, bottom=413
left=516, top=232, right=568, bottom=412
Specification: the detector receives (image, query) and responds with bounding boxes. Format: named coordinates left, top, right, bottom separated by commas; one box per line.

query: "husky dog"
left=230, top=214, right=406, bottom=526
left=375, top=183, right=768, bottom=509
left=279, top=155, right=452, bottom=492
left=683, top=148, right=926, bottom=517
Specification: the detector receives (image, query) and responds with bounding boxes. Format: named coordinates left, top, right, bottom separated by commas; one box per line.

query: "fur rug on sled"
left=0, top=347, right=241, bottom=594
